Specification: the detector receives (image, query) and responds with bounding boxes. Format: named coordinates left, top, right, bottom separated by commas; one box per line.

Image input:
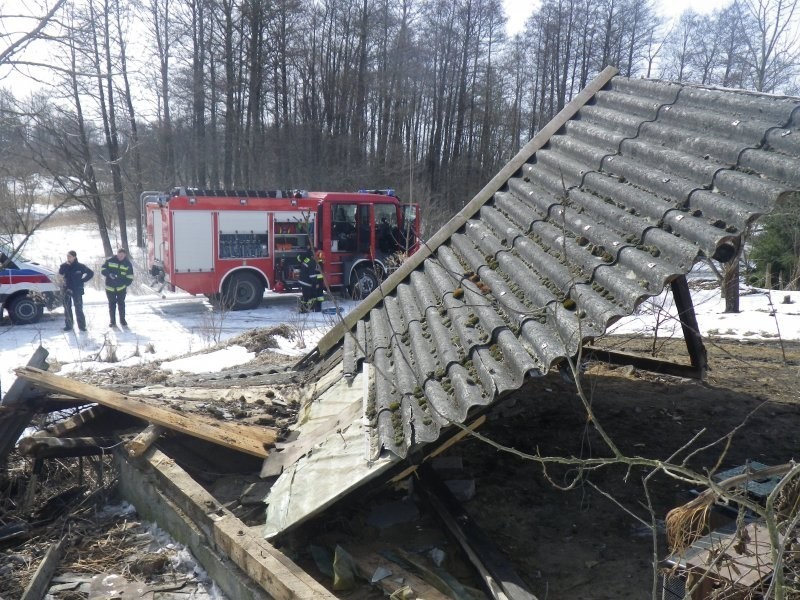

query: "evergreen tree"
left=750, top=198, right=800, bottom=289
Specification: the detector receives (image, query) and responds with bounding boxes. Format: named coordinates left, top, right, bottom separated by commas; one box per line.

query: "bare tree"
left=221, top=0, right=238, bottom=188
left=149, top=0, right=177, bottom=184
left=115, top=0, right=146, bottom=247
left=26, top=6, right=116, bottom=257
left=0, top=0, right=67, bottom=74
left=737, top=0, right=800, bottom=92
left=0, top=0, right=69, bottom=262
left=660, top=10, right=700, bottom=81
left=87, top=0, right=128, bottom=250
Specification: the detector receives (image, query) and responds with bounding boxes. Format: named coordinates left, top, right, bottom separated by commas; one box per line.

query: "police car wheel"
left=9, top=296, right=44, bottom=325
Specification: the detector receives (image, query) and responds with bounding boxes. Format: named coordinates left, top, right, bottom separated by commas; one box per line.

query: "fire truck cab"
left=144, top=188, right=419, bottom=310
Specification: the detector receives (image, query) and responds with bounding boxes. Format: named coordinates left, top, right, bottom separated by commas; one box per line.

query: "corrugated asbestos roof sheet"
left=322, top=70, right=800, bottom=460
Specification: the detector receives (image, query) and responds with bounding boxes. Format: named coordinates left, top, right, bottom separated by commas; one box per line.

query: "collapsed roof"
left=264, top=67, right=800, bottom=536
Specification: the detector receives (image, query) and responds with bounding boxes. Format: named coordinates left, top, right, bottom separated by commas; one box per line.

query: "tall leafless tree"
left=737, top=0, right=800, bottom=92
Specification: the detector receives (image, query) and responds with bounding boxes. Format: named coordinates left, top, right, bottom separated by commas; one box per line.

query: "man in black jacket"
left=59, top=250, right=94, bottom=331
left=101, top=248, right=134, bottom=327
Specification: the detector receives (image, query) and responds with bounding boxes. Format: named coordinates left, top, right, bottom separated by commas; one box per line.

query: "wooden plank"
left=21, top=536, right=65, bottom=600
left=417, top=464, right=538, bottom=600
left=214, top=517, right=333, bottom=600
left=0, top=346, right=48, bottom=407
left=115, top=454, right=271, bottom=600
left=581, top=347, right=703, bottom=379
left=17, top=436, right=116, bottom=459
left=314, top=66, right=619, bottom=358
left=16, top=367, right=276, bottom=458
left=0, top=347, right=49, bottom=465
left=32, top=405, right=107, bottom=439
left=118, top=447, right=336, bottom=600
left=671, top=275, right=708, bottom=377
left=681, top=522, right=774, bottom=590
left=125, top=425, right=167, bottom=458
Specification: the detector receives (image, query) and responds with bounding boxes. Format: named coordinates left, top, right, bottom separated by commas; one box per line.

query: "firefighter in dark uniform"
left=297, top=254, right=324, bottom=313
left=59, top=250, right=94, bottom=331
left=101, top=248, right=134, bottom=327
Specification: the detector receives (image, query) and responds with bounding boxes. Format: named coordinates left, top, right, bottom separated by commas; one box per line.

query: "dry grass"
left=38, top=206, right=104, bottom=229
left=224, top=324, right=295, bottom=353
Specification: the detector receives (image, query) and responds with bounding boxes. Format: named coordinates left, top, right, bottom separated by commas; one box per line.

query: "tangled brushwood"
left=0, top=452, right=118, bottom=597
left=665, top=463, right=800, bottom=599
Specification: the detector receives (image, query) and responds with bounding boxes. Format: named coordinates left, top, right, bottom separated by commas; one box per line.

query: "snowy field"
left=1, top=214, right=799, bottom=395
left=610, top=282, right=800, bottom=342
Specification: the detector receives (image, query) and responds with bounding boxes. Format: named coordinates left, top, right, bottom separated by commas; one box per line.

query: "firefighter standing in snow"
left=297, top=254, right=324, bottom=312
left=101, top=248, right=134, bottom=327
left=59, top=250, right=94, bottom=331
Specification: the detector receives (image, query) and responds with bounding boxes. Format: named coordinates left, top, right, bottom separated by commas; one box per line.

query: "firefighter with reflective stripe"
left=296, top=254, right=324, bottom=313
left=101, top=248, right=134, bottom=327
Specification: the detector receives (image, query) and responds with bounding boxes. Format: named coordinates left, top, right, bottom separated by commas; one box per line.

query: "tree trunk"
left=101, top=0, right=128, bottom=250
left=723, top=260, right=741, bottom=313
left=222, top=0, right=236, bottom=188
left=191, top=0, right=207, bottom=186
left=67, top=23, right=113, bottom=257
left=151, top=0, right=175, bottom=184
left=116, top=2, right=144, bottom=247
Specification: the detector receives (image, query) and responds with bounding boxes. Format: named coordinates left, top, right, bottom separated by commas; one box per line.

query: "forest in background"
left=0, top=0, right=798, bottom=252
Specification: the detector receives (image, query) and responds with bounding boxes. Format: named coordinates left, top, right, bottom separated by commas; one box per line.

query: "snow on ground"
left=1, top=214, right=799, bottom=395
left=0, top=216, right=356, bottom=394
left=161, top=345, right=255, bottom=374
left=609, top=282, right=800, bottom=341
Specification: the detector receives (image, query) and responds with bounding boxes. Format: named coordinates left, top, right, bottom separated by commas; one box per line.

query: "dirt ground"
left=281, top=337, right=800, bottom=599
left=2, top=336, right=799, bottom=599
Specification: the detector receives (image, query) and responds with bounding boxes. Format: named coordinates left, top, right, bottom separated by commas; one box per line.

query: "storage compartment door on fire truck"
left=218, top=211, right=269, bottom=259
left=172, top=211, right=214, bottom=273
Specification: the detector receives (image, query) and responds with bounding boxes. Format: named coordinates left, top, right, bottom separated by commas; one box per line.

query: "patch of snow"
left=161, top=345, right=255, bottom=374
left=610, top=285, right=800, bottom=341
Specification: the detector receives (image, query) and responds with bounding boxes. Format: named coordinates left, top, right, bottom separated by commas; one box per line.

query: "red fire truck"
left=144, top=187, right=420, bottom=310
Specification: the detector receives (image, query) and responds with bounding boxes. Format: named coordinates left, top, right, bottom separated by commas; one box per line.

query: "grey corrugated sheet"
left=337, top=76, right=800, bottom=460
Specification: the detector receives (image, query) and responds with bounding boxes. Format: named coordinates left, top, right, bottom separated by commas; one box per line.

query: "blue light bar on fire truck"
left=358, top=188, right=396, bottom=197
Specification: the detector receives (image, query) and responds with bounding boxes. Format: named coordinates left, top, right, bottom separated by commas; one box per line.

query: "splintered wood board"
left=16, top=367, right=276, bottom=458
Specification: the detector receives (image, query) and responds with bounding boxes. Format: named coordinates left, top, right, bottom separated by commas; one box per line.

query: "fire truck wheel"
left=8, top=295, right=44, bottom=325
left=221, top=272, right=264, bottom=310
left=350, top=267, right=379, bottom=300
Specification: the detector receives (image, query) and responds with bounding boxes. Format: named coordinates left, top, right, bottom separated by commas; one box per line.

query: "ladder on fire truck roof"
left=171, top=187, right=309, bottom=199
left=170, top=187, right=400, bottom=199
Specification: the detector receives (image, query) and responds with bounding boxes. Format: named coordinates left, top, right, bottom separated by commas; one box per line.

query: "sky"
left=2, top=212, right=799, bottom=395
